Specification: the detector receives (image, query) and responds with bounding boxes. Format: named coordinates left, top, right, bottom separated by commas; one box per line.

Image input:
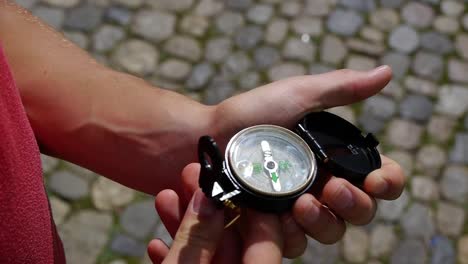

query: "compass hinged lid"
left=295, top=111, right=381, bottom=183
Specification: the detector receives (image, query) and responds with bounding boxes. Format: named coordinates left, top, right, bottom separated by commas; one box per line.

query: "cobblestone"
left=411, top=176, right=439, bottom=201
left=235, top=26, right=263, bottom=50
left=399, top=94, right=433, bottom=122
left=120, top=200, right=158, bottom=239
left=50, top=196, right=71, bottom=226
left=268, top=63, right=306, bottom=82
left=147, top=0, right=194, bottom=12
left=215, top=11, right=244, bottom=35
left=132, top=10, right=175, bottom=42
left=440, top=165, right=468, bottom=204
left=386, top=119, right=423, bottom=150
left=448, top=59, right=468, bottom=83
left=381, top=52, right=410, bottom=80
left=112, top=39, right=158, bottom=76
left=436, top=85, right=468, bottom=118
left=378, top=189, right=410, bottom=222
left=33, top=6, right=65, bottom=29
left=180, top=15, right=209, bottom=37
left=404, top=76, right=437, bottom=97
left=391, top=239, right=427, bottom=264
left=186, top=63, right=215, bottom=91
left=64, top=4, right=102, bottom=32
left=110, top=234, right=146, bottom=257
left=389, top=26, right=419, bottom=53
left=49, top=170, right=89, bottom=201
left=459, top=236, right=468, bottom=264
left=401, top=2, right=434, bottom=29
left=401, top=203, right=435, bottom=242
left=265, top=18, right=288, bottom=45
left=412, top=51, right=444, bottom=81
left=327, top=9, right=363, bottom=36
left=436, top=202, right=465, bottom=237
left=283, top=38, right=315, bottom=63
left=320, top=35, right=347, bottom=65
left=420, top=31, right=453, bottom=55
left=450, top=133, right=468, bottom=164
left=254, top=46, right=280, bottom=70
left=247, top=4, right=273, bottom=25
left=292, top=16, right=323, bottom=36
left=59, top=210, right=112, bottom=264
left=370, top=224, right=397, bottom=258
left=157, top=59, right=192, bottom=81
left=92, top=25, right=125, bottom=52
left=431, top=236, right=456, bottom=264
left=434, top=16, right=459, bottom=34
left=370, top=8, right=399, bottom=31
left=205, top=37, right=232, bottom=63
left=104, top=7, right=132, bottom=26
left=428, top=115, right=457, bottom=143
left=91, top=177, right=135, bottom=211
left=415, top=145, right=447, bottom=177
left=164, top=36, right=202, bottom=62
left=343, top=227, right=369, bottom=263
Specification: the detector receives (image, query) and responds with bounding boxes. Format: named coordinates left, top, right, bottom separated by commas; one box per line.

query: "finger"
left=280, top=213, right=307, bottom=259
left=183, top=164, right=243, bottom=264
left=181, top=163, right=201, bottom=205
left=291, top=65, right=392, bottom=110
left=147, top=239, right=169, bottom=264
left=219, top=66, right=392, bottom=131
left=164, top=189, right=224, bottom=264
left=241, top=209, right=283, bottom=263
left=363, top=155, right=406, bottom=200
left=321, top=177, right=377, bottom=225
left=293, top=193, right=346, bottom=244
left=155, top=189, right=184, bottom=237
left=211, top=228, right=242, bottom=264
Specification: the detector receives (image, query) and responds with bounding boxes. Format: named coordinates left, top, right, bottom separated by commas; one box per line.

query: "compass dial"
left=226, top=125, right=317, bottom=197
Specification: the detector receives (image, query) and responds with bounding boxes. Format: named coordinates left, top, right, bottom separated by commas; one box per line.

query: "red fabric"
left=0, top=45, right=65, bottom=263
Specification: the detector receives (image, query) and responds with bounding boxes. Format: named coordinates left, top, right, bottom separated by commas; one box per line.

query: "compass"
left=198, top=111, right=381, bottom=214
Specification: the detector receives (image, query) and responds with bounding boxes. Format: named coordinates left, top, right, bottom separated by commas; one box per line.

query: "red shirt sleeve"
left=0, top=44, right=65, bottom=263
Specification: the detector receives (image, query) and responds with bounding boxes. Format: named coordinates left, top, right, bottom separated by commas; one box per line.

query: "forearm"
left=0, top=2, right=214, bottom=194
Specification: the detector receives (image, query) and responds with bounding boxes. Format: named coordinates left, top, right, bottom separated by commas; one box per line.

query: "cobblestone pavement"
left=13, top=0, right=468, bottom=263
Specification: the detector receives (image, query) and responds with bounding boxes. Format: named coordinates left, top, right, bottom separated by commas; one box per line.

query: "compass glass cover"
left=226, top=125, right=316, bottom=196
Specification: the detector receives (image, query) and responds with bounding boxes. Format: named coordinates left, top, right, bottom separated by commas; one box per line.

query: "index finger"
left=362, top=155, right=406, bottom=200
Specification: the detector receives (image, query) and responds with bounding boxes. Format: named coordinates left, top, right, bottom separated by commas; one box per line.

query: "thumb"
left=299, top=65, right=393, bottom=110
left=163, top=189, right=224, bottom=264
left=218, top=66, right=392, bottom=130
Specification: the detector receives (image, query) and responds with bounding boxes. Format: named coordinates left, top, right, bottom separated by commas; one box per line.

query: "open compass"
left=198, top=111, right=381, bottom=215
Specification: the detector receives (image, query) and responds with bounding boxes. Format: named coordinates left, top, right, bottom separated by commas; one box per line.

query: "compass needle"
left=261, top=140, right=282, bottom=192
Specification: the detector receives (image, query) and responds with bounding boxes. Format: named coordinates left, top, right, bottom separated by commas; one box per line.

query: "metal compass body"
left=225, top=125, right=317, bottom=197
left=198, top=111, right=382, bottom=214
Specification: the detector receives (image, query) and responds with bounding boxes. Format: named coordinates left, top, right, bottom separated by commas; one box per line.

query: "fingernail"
left=331, top=185, right=354, bottom=210
left=301, top=200, right=320, bottom=226
left=191, top=190, right=216, bottom=217
left=374, top=175, right=389, bottom=195
left=369, top=65, right=389, bottom=75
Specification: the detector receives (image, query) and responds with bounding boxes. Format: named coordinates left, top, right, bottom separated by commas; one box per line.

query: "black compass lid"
left=295, top=111, right=381, bottom=183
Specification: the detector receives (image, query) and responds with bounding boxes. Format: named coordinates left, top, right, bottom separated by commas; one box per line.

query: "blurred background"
left=13, top=0, right=468, bottom=263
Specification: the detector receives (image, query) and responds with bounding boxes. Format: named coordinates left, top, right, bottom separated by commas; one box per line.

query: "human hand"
left=148, top=189, right=283, bottom=263
left=164, top=66, right=405, bottom=258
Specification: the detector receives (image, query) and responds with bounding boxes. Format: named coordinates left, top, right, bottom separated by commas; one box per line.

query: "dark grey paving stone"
left=430, top=236, right=456, bottom=264
left=111, top=234, right=146, bottom=257
left=120, top=200, right=158, bottom=239
left=64, top=4, right=103, bottom=32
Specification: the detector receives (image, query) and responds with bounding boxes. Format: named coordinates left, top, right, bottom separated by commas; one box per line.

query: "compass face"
left=226, top=125, right=317, bottom=197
